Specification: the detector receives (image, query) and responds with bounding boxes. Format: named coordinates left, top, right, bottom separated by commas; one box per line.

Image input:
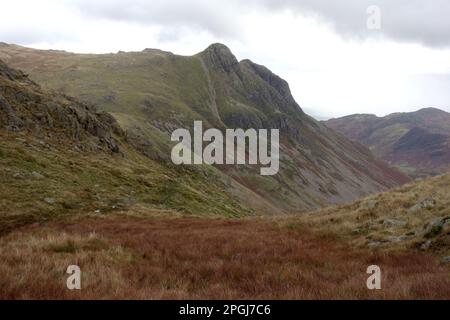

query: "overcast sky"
left=1, top=0, right=450, bottom=119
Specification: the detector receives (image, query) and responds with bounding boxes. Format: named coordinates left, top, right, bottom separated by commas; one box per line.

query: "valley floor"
left=1, top=209, right=449, bottom=299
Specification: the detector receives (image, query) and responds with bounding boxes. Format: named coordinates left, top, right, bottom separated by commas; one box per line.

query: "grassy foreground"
left=0, top=211, right=449, bottom=299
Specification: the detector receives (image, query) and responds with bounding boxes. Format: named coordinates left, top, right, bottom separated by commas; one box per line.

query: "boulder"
left=360, top=200, right=378, bottom=210
left=409, top=198, right=436, bottom=212
left=420, top=240, right=433, bottom=251
left=31, top=171, right=44, bottom=179
left=383, top=218, right=406, bottom=228
left=43, top=197, right=56, bottom=204
left=423, top=217, right=450, bottom=238
left=0, top=95, right=24, bottom=131
left=387, top=235, right=408, bottom=243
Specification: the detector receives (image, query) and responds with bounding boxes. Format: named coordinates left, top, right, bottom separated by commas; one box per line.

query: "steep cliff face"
left=197, top=44, right=409, bottom=208
left=0, top=43, right=409, bottom=211
left=325, top=108, right=450, bottom=179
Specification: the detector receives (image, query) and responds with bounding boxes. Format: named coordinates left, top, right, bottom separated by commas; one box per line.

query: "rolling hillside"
left=0, top=42, right=409, bottom=211
left=296, top=172, right=450, bottom=260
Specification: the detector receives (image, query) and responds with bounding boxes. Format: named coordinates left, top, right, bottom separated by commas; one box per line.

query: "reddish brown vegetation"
left=0, top=215, right=449, bottom=299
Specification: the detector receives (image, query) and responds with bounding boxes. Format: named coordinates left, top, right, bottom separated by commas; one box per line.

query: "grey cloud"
left=69, top=0, right=240, bottom=40
left=69, top=0, right=450, bottom=48
left=255, top=0, right=450, bottom=48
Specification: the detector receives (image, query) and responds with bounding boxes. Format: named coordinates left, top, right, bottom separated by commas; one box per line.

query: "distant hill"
left=324, top=108, right=450, bottom=179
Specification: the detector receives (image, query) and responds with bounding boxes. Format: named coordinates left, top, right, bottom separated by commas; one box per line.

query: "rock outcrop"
left=0, top=59, right=122, bottom=153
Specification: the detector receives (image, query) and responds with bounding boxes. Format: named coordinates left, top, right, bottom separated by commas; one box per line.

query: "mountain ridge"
left=0, top=42, right=410, bottom=211
left=1, top=57, right=279, bottom=233
left=324, top=107, right=450, bottom=178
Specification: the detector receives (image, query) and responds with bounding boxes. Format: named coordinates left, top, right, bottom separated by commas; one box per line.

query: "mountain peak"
left=415, top=107, right=449, bottom=116
left=204, top=43, right=233, bottom=54
left=199, top=43, right=239, bottom=72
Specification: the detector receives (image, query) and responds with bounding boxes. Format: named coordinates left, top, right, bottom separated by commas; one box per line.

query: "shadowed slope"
left=325, top=108, right=450, bottom=178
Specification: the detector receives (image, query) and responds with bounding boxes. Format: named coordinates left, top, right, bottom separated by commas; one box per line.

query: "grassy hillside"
left=0, top=43, right=409, bottom=212
left=1, top=58, right=278, bottom=237
left=293, top=173, right=450, bottom=259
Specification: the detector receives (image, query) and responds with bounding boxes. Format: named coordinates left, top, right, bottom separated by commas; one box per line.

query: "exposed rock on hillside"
left=298, top=172, right=450, bottom=258
left=0, top=59, right=121, bottom=153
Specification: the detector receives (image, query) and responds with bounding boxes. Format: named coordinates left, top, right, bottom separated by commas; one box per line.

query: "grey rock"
left=1, top=61, right=122, bottom=155
left=31, top=171, right=44, bottom=179
left=383, top=219, right=407, bottom=228
left=118, top=196, right=136, bottom=205
left=12, top=172, right=24, bottom=179
left=367, top=241, right=383, bottom=248
left=201, top=43, right=241, bottom=74
left=409, top=198, right=436, bottom=212
left=445, top=220, right=450, bottom=229
left=423, top=217, right=450, bottom=238
left=387, top=236, right=407, bottom=243
left=44, top=197, right=56, bottom=204
left=420, top=240, right=433, bottom=251
left=432, top=218, right=447, bottom=228
left=0, top=95, right=24, bottom=132
left=360, top=200, right=378, bottom=210
left=441, top=256, right=450, bottom=264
